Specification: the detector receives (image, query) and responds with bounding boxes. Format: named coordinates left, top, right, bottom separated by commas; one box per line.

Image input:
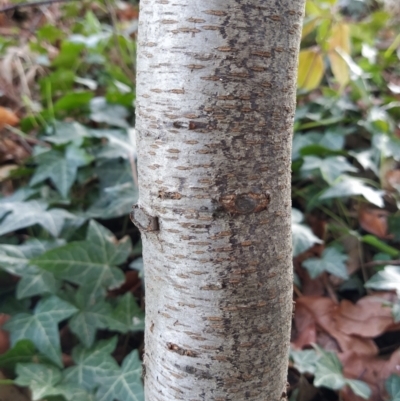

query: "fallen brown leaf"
left=336, top=294, right=400, bottom=338
left=0, top=313, right=10, bottom=355
left=0, top=372, right=30, bottom=401
left=385, top=169, right=400, bottom=192
left=108, top=270, right=140, bottom=297
left=359, top=207, right=389, bottom=239
left=293, top=297, right=378, bottom=355
left=339, top=350, right=400, bottom=401
left=0, top=106, right=19, bottom=128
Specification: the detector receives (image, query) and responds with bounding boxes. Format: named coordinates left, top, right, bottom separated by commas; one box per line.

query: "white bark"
left=133, top=1, right=305, bottom=400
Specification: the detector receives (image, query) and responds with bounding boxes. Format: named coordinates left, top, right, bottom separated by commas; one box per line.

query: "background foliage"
left=0, top=0, right=399, bottom=400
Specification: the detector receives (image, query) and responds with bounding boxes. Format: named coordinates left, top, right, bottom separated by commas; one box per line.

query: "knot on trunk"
left=218, top=192, right=270, bottom=215
left=130, top=204, right=159, bottom=232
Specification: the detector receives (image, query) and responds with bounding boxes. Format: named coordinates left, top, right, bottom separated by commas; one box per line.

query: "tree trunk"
left=132, top=1, right=305, bottom=400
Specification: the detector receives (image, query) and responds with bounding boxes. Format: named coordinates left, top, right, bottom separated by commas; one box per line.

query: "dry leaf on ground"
left=293, top=296, right=379, bottom=355
left=0, top=106, right=19, bottom=128
left=339, top=350, right=400, bottom=401
left=336, top=294, right=400, bottom=337
left=359, top=207, right=390, bottom=239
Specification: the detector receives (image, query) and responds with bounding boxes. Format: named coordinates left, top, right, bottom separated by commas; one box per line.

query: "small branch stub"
left=219, top=192, right=270, bottom=215
left=130, top=204, right=159, bottom=232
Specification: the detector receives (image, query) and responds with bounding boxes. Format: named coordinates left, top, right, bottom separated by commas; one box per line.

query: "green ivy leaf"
left=54, top=91, right=93, bottom=112
left=31, top=220, right=129, bottom=296
left=51, top=41, right=84, bottom=69
left=0, top=239, right=63, bottom=299
left=44, top=121, right=92, bottom=146
left=301, top=156, right=358, bottom=184
left=365, top=265, right=400, bottom=295
left=0, top=200, right=74, bottom=237
left=15, top=363, right=63, bottom=401
left=0, top=297, right=30, bottom=315
left=63, top=337, right=119, bottom=391
left=320, top=176, right=384, bottom=207
left=91, top=128, right=136, bottom=160
left=106, top=293, right=144, bottom=334
left=17, top=266, right=60, bottom=299
left=386, top=374, right=400, bottom=401
left=57, top=385, right=96, bottom=401
left=95, top=160, right=133, bottom=190
left=30, top=146, right=93, bottom=198
left=15, top=362, right=95, bottom=401
left=389, top=216, right=400, bottom=241
left=292, top=208, right=323, bottom=257
left=96, top=350, right=144, bottom=401
left=303, top=247, right=348, bottom=279
left=86, top=183, right=138, bottom=219
left=67, top=288, right=112, bottom=348
left=0, top=239, right=64, bottom=275
left=90, top=97, right=129, bottom=128
left=85, top=159, right=138, bottom=219
left=4, top=296, right=78, bottom=367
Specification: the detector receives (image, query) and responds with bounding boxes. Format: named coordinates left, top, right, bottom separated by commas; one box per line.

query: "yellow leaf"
left=328, top=22, right=350, bottom=54
left=302, top=17, right=320, bottom=39
left=297, top=49, right=325, bottom=91
left=328, top=52, right=350, bottom=87
left=328, top=22, right=350, bottom=87
left=306, top=2, right=323, bottom=16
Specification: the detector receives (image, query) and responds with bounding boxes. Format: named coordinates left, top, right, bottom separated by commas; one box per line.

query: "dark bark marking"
left=158, top=190, right=182, bottom=200
left=203, top=10, right=227, bottom=16
left=167, top=343, right=198, bottom=357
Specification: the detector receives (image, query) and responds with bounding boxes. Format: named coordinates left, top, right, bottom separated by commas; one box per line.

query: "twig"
left=0, top=0, right=76, bottom=13
left=364, top=259, right=400, bottom=268
left=322, top=274, right=339, bottom=304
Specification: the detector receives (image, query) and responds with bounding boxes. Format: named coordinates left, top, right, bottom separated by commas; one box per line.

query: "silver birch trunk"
left=132, top=1, right=305, bottom=400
